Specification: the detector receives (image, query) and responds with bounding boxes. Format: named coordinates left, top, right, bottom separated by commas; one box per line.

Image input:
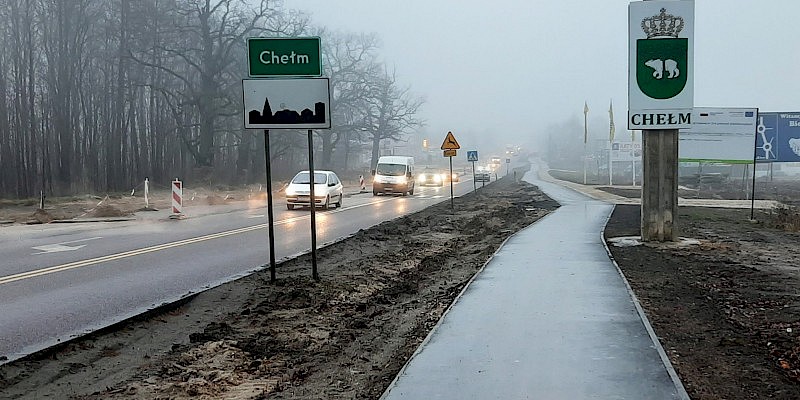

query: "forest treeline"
left=0, top=0, right=423, bottom=198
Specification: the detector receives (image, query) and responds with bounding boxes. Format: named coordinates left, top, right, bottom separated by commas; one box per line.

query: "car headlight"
left=285, top=188, right=296, bottom=196
left=397, top=176, right=407, bottom=184
left=433, top=174, right=441, bottom=182
left=452, top=173, right=457, bottom=179
left=419, top=174, right=427, bottom=181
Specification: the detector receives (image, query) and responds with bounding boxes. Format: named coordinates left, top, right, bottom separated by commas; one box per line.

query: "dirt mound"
left=28, top=209, right=54, bottom=224
left=88, top=204, right=132, bottom=218
left=205, top=195, right=231, bottom=205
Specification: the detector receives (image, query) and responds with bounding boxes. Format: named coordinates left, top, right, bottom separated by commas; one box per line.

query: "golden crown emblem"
left=641, top=8, right=684, bottom=39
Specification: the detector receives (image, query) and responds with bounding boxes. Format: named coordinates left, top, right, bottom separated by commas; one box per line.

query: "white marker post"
left=144, top=178, right=150, bottom=209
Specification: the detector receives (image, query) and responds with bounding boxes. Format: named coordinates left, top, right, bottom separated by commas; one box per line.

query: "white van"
left=373, top=156, right=415, bottom=196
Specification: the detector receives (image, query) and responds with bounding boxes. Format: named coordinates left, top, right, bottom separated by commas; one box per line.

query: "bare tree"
left=316, top=30, right=381, bottom=169
left=362, top=68, right=425, bottom=170
left=0, top=0, right=424, bottom=198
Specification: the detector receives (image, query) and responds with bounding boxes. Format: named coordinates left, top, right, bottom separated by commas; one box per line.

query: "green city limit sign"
left=247, top=37, right=321, bottom=77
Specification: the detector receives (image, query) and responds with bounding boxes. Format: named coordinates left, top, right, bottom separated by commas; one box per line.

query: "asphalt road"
left=0, top=178, right=485, bottom=362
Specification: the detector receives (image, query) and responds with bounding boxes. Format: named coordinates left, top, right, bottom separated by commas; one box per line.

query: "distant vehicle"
left=489, top=156, right=502, bottom=171
left=285, top=170, right=343, bottom=210
left=418, top=167, right=444, bottom=187
left=444, top=171, right=460, bottom=182
left=373, top=156, right=415, bottom=195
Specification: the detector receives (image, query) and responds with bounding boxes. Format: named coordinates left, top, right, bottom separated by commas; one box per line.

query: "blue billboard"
left=757, top=112, right=800, bottom=162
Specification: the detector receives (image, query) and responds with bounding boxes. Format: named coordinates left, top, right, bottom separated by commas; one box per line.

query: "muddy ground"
left=0, top=175, right=557, bottom=399
left=606, top=205, right=800, bottom=400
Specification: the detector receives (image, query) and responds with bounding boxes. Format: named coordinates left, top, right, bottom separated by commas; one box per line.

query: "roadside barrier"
left=170, top=179, right=183, bottom=219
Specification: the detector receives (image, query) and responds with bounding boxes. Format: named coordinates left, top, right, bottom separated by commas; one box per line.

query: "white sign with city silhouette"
left=242, top=78, right=331, bottom=129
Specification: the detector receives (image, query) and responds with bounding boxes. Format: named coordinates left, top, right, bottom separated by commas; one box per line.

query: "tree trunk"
left=371, top=135, right=381, bottom=171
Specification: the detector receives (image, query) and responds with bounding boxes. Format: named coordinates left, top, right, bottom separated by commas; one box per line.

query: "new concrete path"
left=381, top=164, right=689, bottom=399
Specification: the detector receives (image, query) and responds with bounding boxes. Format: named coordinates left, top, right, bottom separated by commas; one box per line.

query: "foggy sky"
left=290, top=0, right=800, bottom=152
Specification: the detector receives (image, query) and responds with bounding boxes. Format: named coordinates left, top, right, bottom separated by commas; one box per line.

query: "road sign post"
left=629, top=1, right=694, bottom=242
left=264, top=130, right=276, bottom=282
left=441, top=132, right=461, bottom=211
left=307, top=129, right=319, bottom=281
left=243, top=37, right=327, bottom=281
left=467, top=151, right=478, bottom=192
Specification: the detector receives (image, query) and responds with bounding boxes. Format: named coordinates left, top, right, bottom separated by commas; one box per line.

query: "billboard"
left=756, top=112, right=800, bottom=163
left=610, top=142, right=642, bottom=162
left=678, top=107, right=757, bottom=163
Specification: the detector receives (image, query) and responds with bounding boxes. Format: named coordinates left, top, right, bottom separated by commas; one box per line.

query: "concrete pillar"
left=641, top=130, right=678, bottom=241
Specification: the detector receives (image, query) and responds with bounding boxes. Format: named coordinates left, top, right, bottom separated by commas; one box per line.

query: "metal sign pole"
left=609, top=147, right=613, bottom=186
left=307, top=129, right=319, bottom=280
left=750, top=114, right=759, bottom=220
left=264, top=129, right=277, bottom=282
left=472, top=161, right=476, bottom=192
left=449, top=156, right=454, bottom=210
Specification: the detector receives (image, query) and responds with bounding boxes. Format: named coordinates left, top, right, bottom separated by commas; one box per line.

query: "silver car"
left=285, top=170, right=344, bottom=210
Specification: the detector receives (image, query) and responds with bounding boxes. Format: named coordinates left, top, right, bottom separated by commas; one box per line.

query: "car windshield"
left=376, top=163, right=406, bottom=176
left=291, top=172, right=328, bottom=184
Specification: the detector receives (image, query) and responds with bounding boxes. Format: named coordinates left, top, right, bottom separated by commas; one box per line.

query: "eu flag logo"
left=745, top=111, right=754, bottom=117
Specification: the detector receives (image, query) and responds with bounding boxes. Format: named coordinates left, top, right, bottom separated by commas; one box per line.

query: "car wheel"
left=324, top=195, right=330, bottom=210
left=287, top=204, right=293, bottom=210
left=336, top=194, right=343, bottom=208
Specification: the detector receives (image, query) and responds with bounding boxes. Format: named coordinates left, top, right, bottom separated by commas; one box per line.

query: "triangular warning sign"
left=440, top=131, right=460, bottom=150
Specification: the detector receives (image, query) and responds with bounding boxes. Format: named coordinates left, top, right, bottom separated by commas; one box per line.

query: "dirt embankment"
left=606, top=205, right=800, bottom=400
left=0, top=175, right=558, bottom=399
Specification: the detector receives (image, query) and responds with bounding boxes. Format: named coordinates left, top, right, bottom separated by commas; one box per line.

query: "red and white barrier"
left=171, top=179, right=183, bottom=218
left=359, top=175, right=366, bottom=192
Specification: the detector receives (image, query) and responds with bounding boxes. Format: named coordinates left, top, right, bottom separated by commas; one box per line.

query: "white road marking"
left=32, top=244, right=87, bottom=255
left=32, top=237, right=102, bottom=255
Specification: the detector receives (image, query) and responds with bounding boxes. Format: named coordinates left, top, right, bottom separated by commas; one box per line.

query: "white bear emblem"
left=644, top=59, right=680, bottom=80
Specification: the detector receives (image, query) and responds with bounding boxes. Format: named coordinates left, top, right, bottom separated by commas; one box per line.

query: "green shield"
left=636, top=38, right=688, bottom=99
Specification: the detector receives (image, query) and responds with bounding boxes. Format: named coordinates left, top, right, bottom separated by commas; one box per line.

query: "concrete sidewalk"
left=380, top=164, right=689, bottom=399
